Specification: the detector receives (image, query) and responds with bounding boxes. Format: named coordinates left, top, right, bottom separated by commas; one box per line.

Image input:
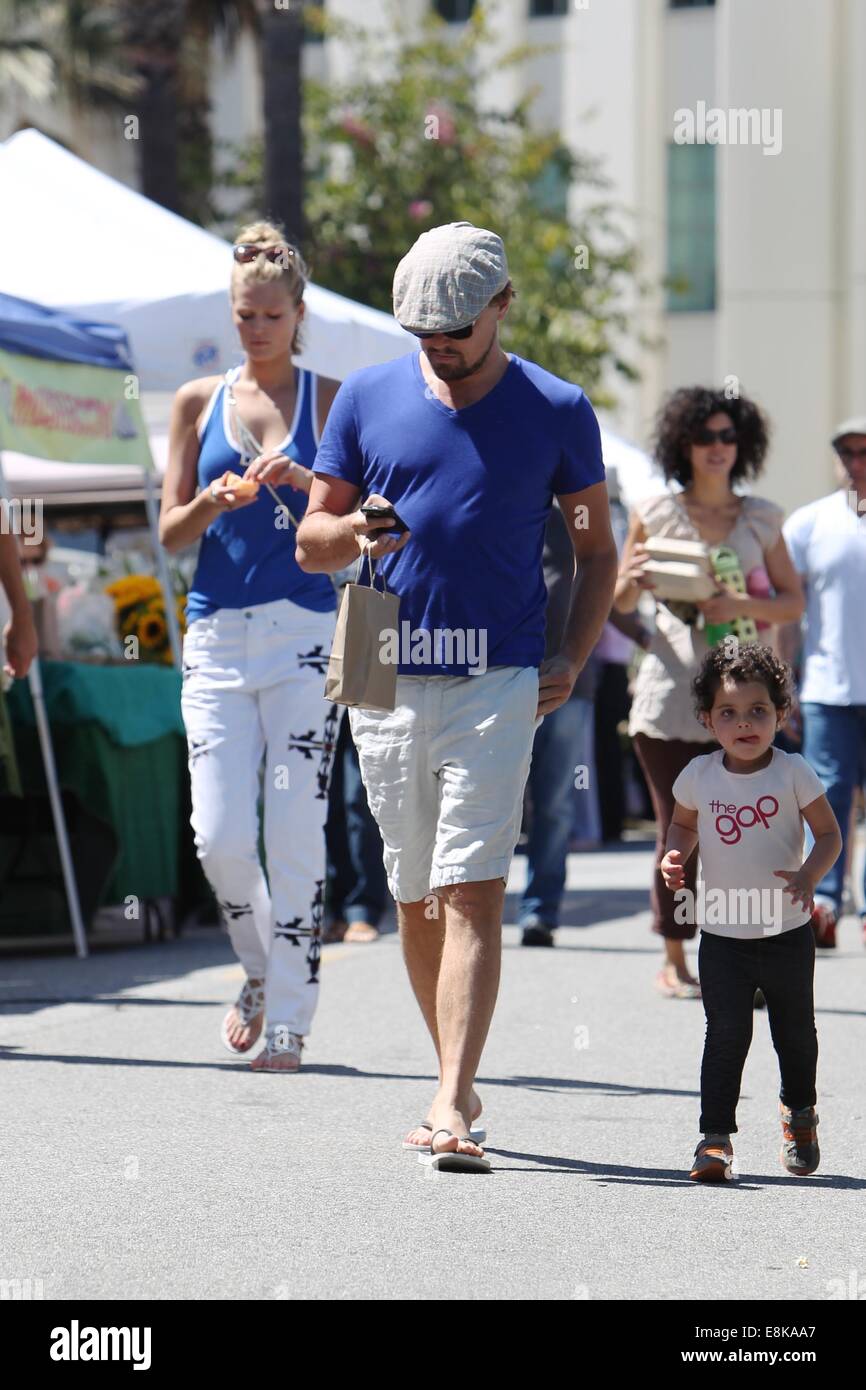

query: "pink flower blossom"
left=340, top=113, right=375, bottom=148
left=408, top=199, right=434, bottom=220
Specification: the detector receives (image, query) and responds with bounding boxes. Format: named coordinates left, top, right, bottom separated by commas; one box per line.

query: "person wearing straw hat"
left=160, top=221, right=342, bottom=1072
left=296, top=222, right=618, bottom=1170
left=782, top=416, right=866, bottom=949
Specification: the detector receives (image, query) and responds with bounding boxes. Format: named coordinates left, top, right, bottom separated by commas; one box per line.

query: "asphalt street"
left=1, top=840, right=864, bottom=1302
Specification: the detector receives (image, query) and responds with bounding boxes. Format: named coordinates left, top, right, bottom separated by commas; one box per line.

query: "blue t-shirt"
left=186, top=367, right=336, bottom=623
left=313, top=351, right=604, bottom=675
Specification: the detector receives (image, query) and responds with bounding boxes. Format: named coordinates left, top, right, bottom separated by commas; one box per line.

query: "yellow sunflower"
left=137, top=608, right=167, bottom=650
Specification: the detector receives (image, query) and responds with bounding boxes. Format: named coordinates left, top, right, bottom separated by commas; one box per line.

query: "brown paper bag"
left=324, top=551, right=400, bottom=713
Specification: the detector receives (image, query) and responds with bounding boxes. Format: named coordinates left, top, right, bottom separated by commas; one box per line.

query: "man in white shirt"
left=782, top=417, right=866, bottom=948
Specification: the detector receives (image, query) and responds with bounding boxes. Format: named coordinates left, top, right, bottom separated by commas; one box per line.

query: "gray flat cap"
left=393, top=221, right=509, bottom=333
left=832, top=416, right=866, bottom=444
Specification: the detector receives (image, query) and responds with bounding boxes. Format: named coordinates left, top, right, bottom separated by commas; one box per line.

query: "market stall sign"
left=0, top=346, right=153, bottom=470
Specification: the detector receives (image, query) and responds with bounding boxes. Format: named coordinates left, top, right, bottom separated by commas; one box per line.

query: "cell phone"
left=360, top=503, right=409, bottom=535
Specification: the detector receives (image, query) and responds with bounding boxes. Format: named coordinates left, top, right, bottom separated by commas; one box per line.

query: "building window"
left=530, top=1, right=569, bottom=16
left=666, top=143, right=716, bottom=312
left=433, top=0, right=477, bottom=21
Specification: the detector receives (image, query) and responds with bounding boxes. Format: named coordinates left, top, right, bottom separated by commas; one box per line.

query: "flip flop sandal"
left=419, top=1129, right=491, bottom=1174
left=402, top=1121, right=487, bottom=1152
left=220, top=978, right=265, bottom=1054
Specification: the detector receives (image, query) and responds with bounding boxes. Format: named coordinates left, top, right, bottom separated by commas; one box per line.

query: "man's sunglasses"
left=413, top=318, right=478, bottom=341
left=692, top=426, right=737, bottom=447
left=233, top=243, right=295, bottom=265
left=836, top=444, right=866, bottom=463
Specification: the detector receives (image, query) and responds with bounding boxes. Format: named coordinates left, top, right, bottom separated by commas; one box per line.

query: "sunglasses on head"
left=413, top=318, right=478, bottom=342
left=233, top=242, right=295, bottom=265
left=693, top=426, right=737, bottom=447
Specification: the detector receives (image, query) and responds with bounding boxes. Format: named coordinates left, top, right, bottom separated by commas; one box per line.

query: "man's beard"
left=425, top=331, right=496, bottom=381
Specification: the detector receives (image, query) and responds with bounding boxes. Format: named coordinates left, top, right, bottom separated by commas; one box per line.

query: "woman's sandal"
left=343, top=921, right=380, bottom=943
left=420, top=1129, right=491, bottom=1174
left=402, top=1120, right=486, bottom=1152
left=251, top=1031, right=304, bottom=1072
left=220, top=978, right=265, bottom=1054
left=654, top=968, right=702, bottom=1000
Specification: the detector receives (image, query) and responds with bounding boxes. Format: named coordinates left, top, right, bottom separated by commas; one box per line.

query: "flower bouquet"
left=104, top=575, right=187, bottom=665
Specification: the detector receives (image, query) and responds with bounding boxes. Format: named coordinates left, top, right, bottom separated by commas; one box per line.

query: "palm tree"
left=119, top=0, right=186, bottom=213
left=182, top=0, right=258, bottom=223
left=256, top=0, right=306, bottom=249
left=0, top=0, right=137, bottom=110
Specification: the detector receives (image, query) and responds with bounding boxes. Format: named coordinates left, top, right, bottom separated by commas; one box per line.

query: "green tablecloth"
left=6, top=660, right=197, bottom=906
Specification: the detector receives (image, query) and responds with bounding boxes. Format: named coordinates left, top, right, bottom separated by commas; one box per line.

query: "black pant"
left=324, top=711, right=387, bottom=927
left=593, top=662, right=631, bottom=841
left=698, top=924, right=818, bottom=1135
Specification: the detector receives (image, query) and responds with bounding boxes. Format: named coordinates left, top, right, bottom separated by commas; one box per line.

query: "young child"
left=661, top=644, right=841, bottom=1181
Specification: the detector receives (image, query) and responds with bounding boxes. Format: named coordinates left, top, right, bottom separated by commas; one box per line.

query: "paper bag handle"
left=355, top=544, right=390, bottom=596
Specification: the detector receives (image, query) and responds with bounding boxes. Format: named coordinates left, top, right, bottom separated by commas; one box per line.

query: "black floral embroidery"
left=297, top=644, right=329, bottom=675
left=315, top=703, right=339, bottom=801
left=216, top=898, right=252, bottom=925
left=188, top=736, right=211, bottom=765
left=286, top=730, right=320, bottom=760
left=274, top=916, right=308, bottom=946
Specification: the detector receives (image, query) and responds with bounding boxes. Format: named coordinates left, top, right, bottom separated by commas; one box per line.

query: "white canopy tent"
left=0, top=127, right=662, bottom=508
left=0, top=128, right=416, bottom=390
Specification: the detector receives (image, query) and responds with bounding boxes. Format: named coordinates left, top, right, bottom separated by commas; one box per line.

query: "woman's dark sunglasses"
left=693, top=426, right=737, bottom=447
left=233, top=243, right=295, bottom=265
left=414, top=319, right=478, bottom=342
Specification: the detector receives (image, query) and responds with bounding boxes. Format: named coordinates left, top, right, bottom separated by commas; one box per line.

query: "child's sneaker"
left=779, top=1104, right=820, bottom=1175
left=810, top=903, right=837, bottom=948
left=689, top=1138, right=734, bottom=1182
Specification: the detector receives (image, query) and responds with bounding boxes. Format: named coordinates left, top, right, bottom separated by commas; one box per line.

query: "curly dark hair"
left=652, top=387, right=770, bottom=488
left=692, top=643, right=793, bottom=719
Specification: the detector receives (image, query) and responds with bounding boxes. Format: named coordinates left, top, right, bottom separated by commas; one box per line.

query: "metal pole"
left=27, top=655, right=89, bottom=958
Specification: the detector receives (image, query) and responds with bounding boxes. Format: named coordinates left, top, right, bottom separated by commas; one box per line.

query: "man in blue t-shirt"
left=296, top=222, right=617, bottom=1170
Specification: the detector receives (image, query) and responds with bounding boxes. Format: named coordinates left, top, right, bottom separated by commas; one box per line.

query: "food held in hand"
left=219, top=470, right=259, bottom=499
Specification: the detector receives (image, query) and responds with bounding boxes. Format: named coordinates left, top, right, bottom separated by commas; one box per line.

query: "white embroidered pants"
left=181, top=598, right=337, bottom=1038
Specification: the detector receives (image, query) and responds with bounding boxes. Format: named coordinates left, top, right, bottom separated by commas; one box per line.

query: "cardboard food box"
left=643, top=536, right=715, bottom=601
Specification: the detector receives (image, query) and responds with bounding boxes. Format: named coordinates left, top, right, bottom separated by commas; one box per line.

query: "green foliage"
left=222, top=0, right=639, bottom=398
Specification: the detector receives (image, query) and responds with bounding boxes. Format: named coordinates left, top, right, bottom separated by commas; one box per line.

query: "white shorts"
left=349, top=665, right=541, bottom=905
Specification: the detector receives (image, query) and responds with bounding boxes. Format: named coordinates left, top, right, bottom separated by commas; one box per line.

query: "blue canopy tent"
left=0, top=292, right=181, bottom=957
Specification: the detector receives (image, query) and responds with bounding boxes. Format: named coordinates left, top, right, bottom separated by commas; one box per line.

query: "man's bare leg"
left=424, top=878, right=504, bottom=1155
left=399, top=896, right=484, bottom=1145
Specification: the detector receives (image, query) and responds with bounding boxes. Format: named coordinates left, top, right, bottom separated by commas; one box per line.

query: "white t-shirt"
left=672, top=749, right=826, bottom=938
left=783, top=488, right=866, bottom=705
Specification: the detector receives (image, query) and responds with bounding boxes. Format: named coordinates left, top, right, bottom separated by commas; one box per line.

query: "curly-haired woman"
left=160, top=221, right=340, bottom=1071
left=614, top=388, right=805, bottom=997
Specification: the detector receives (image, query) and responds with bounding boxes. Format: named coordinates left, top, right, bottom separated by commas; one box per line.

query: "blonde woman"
left=160, top=222, right=340, bottom=1071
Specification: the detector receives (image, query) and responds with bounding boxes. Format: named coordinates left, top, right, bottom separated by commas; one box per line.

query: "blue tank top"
left=185, top=365, right=336, bottom=622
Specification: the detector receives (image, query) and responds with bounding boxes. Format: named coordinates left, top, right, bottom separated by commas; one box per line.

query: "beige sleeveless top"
left=628, top=491, right=784, bottom=743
